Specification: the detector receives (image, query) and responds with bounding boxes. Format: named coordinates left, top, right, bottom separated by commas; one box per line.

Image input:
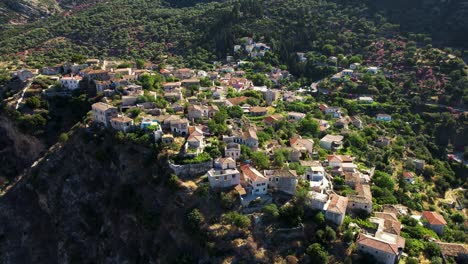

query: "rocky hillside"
left=0, top=115, right=45, bottom=185
left=0, top=126, right=310, bottom=263
left=0, top=0, right=106, bottom=24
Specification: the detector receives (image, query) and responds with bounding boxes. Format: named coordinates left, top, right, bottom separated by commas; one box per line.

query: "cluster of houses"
left=233, top=37, right=271, bottom=58
left=17, top=54, right=460, bottom=264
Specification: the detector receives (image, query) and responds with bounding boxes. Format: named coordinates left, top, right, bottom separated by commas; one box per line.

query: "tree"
left=25, top=96, right=42, bottom=109
left=298, top=117, right=319, bottom=137
left=306, top=243, right=329, bottom=264
left=425, top=242, right=442, bottom=258
left=451, top=212, right=464, bottom=223
left=227, top=106, right=243, bottom=118
left=262, top=204, right=279, bottom=221
left=251, top=152, right=270, bottom=169
left=372, top=171, right=395, bottom=190
left=222, top=212, right=251, bottom=228
left=136, top=59, right=145, bottom=69
left=343, top=230, right=354, bottom=243
left=186, top=208, right=204, bottom=230
left=324, top=226, right=336, bottom=242
left=59, top=133, right=69, bottom=143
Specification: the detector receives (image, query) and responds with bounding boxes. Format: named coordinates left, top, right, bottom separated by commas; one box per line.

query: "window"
left=224, top=176, right=227, bottom=180
left=276, top=178, right=279, bottom=182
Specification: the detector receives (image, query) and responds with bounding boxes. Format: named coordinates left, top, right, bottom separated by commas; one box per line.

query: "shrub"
left=262, top=204, right=279, bottom=221
left=167, top=174, right=181, bottom=190
left=186, top=208, right=204, bottom=231
left=25, top=96, right=42, bottom=109
left=220, top=190, right=238, bottom=209
left=222, top=211, right=251, bottom=228
left=59, top=133, right=69, bottom=142
left=306, top=243, right=329, bottom=264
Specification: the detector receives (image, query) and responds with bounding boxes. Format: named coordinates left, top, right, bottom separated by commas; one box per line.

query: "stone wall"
left=168, top=159, right=213, bottom=178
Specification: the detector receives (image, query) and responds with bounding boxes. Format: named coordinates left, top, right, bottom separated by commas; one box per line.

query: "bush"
left=306, top=243, right=329, bottom=264
left=167, top=174, right=181, bottom=190
left=186, top=208, right=204, bottom=231
left=220, top=190, right=238, bottom=209
left=59, top=133, right=69, bottom=142
left=424, top=242, right=441, bottom=258
left=25, top=96, right=42, bottom=109
left=262, top=204, right=279, bottom=221
left=222, top=211, right=251, bottom=228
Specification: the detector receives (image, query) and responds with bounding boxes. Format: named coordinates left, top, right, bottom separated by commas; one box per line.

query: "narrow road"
left=15, top=79, right=33, bottom=110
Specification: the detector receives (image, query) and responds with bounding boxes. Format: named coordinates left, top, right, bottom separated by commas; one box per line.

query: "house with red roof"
left=421, top=211, right=447, bottom=235
left=402, top=171, right=415, bottom=184
left=356, top=233, right=405, bottom=264
left=241, top=165, right=268, bottom=195
left=324, top=193, right=348, bottom=225
left=357, top=212, right=405, bottom=264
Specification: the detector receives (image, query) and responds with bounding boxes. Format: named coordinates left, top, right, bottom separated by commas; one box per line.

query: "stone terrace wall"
left=168, top=159, right=213, bottom=178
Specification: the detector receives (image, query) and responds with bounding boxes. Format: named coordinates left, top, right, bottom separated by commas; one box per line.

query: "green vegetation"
left=222, top=211, right=251, bottom=228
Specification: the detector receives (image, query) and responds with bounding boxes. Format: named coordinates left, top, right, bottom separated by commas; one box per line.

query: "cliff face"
left=0, top=115, right=45, bottom=183
left=0, top=127, right=172, bottom=263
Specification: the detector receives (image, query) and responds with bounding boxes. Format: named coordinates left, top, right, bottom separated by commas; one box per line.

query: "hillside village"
left=3, top=36, right=467, bottom=264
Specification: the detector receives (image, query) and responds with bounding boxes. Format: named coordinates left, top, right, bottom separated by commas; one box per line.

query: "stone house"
left=249, top=106, right=268, bottom=116
left=207, top=157, right=240, bottom=189
left=308, top=191, right=328, bottom=210
left=60, top=75, right=82, bottom=90
left=348, top=183, right=373, bottom=214
left=320, top=135, right=344, bottom=151
left=110, top=116, right=134, bottom=133
left=91, top=102, right=118, bottom=127
left=324, top=194, right=348, bottom=226
left=264, top=169, right=298, bottom=195
left=225, top=142, right=241, bottom=160
left=421, top=211, right=447, bottom=235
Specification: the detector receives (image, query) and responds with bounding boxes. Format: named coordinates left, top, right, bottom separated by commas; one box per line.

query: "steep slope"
left=0, top=115, right=45, bottom=184
left=0, top=127, right=171, bottom=263
left=0, top=0, right=60, bottom=24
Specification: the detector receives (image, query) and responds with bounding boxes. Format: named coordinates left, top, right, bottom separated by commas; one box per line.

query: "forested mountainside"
left=368, top=0, right=468, bottom=48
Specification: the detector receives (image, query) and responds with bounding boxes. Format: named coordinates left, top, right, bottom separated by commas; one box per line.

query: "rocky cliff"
left=0, top=115, right=45, bottom=184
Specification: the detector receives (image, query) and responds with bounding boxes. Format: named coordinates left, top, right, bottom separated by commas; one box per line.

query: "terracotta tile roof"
left=241, top=165, right=266, bottom=182
left=327, top=194, right=348, bottom=214
left=249, top=106, right=267, bottom=113
left=402, top=171, right=415, bottom=179
left=92, top=102, right=115, bottom=111
left=422, top=211, right=447, bottom=225
left=218, top=157, right=235, bottom=164
left=235, top=184, right=247, bottom=196
left=243, top=128, right=258, bottom=140
left=437, top=242, right=468, bottom=257
left=327, top=155, right=353, bottom=162
left=357, top=233, right=404, bottom=255
left=375, top=212, right=398, bottom=222
left=264, top=114, right=283, bottom=123
left=264, top=169, right=297, bottom=178
left=111, top=116, right=133, bottom=123
left=227, top=96, right=248, bottom=106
